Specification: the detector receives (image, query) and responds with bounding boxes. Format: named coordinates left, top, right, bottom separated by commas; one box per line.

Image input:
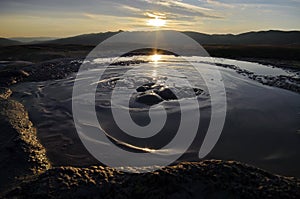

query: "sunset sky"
left=1, top=0, right=299, bottom=37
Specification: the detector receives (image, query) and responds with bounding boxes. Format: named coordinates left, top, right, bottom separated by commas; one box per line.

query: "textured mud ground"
left=0, top=89, right=50, bottom=193
left=4, top=161, right=300, bottom=199
left=0, top=94, right=299, bottom=198
left=0, top=58, right=300, bottom=198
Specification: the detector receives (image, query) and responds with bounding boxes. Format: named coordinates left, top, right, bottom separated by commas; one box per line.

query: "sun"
left=147, top=17, right=166, bottom=27
left=151, top=54, right=162, bottom=62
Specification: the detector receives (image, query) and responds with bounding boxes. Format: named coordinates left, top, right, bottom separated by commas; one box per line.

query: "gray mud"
left=1, top=57, right=300, bottom=198
left=2, top=88, right=298, bottom=198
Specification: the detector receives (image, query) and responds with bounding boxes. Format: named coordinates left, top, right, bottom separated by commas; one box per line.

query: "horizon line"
left=3, top=29, right=300, bottom=39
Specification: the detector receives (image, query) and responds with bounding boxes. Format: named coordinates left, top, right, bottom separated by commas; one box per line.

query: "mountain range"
left=1, top=30, right=299, bottom=46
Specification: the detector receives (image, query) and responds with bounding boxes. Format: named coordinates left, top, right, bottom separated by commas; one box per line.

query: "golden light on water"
left=152, top=69, right=157, bottom=78
left=151, top=54, right=162, bottom=62
left=147, top=17, right=166, bottom=27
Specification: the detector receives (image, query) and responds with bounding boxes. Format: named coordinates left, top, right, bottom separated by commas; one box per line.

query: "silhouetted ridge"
left=0, top=38, right=22, bottom=46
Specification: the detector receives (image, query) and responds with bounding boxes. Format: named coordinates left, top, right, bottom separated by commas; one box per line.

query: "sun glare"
left=147, top=17, right=166, bottom=27
left=151, top=54, right=162, bottom=62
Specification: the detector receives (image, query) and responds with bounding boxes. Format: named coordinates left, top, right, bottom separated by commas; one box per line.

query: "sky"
left=0, top=0, right=299, bottom=37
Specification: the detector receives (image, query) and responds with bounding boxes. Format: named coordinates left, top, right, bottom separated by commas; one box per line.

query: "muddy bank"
left=0, top=59, right=82, bottom=86
left=0, top=59, right=152, bottom=86
left=205, top=61, right=300, bottom=93
left=4, top=160, right=300, bottom=199
left=0, top=88, right=50, bottom=192
left=2, top=58, right=300, bottom=95
left=238, top=58, right=300, bottom=70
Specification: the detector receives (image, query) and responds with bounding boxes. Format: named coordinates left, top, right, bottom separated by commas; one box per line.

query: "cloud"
left=140, top=0, right=220, bottom=18
left=205, top=0, right=235, bottom=8
left=1, top=0, right=299, bottom=36
left=0, top=0, right=222, bottom=20
left=144, top=0, right=211, bottom=11
left=122, top=5, right=142, bottom=13
left=204, top=0, right=300, bottom=7
left=145, top=12, right=166, bottom=19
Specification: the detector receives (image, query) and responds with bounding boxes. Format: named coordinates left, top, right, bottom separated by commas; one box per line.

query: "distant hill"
left=1, top=30, right=299, bottom=46
left=184, top=30, right=300, bottom=45
left=10, top=37, right=58, bottom=43
left=43, top=30, right=300, bottom=46
left=45, top=31, right=122, bottom=45
left=0, top=38, right=22, bottom=46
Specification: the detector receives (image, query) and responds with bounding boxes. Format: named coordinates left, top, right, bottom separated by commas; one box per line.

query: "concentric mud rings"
left=72, top=31, right=227, bottom=173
